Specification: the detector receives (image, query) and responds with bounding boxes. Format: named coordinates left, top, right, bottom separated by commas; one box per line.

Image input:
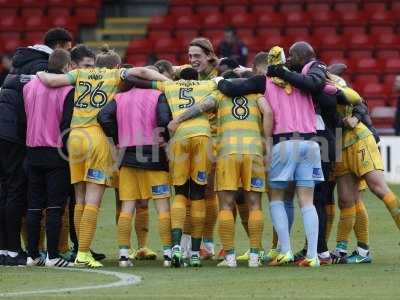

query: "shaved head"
left=288, top=41, right=316, bottom=72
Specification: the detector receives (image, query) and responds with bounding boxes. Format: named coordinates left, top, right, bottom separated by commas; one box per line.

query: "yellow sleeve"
left=151, top=81, right=166, bottom=92
left=341, top=86, right=362, bottom=105
left=66, top=69, right=79, bottom=84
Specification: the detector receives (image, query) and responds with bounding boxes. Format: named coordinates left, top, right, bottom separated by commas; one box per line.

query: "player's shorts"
left=119, top=167, right=170, bottom=201
left=335, top=134, right=384, bottom=178
left=215, top=154, right=266, bottom=193
left=168, top=136, right=211, bottom=186
left=67, top=126, right=116, bottom=187
left=269, top=140, right=324, bottom=189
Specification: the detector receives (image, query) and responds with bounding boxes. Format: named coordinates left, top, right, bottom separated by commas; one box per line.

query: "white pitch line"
left=0, top=268, right=141, bottom=297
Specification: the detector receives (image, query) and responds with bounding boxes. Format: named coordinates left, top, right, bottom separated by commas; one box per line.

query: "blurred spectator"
left=395, top=75, right=400, bottom=135
left=0, top=54, right=12, bottom=87
left=217, top=27, right=248, bottom=66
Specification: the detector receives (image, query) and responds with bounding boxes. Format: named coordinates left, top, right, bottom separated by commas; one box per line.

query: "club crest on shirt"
left=312, top=168, right=323, bottom=179
left=87, top=169, right=105, bottom=181
left=152, top=184, right=170, bottom=196
left=251, top=177, right=264, bottom=188
left=197, top=171, right=207, bottom=183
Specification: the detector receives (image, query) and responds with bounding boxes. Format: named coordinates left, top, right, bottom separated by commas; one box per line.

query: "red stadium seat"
left=20, top=0, right=47, bottom=8
left=148, top=16, right=175, bottom=31
left=306, top=2, right=332, bottom=12
left=354, top=58, right=381, bottom=74
left=249, top=3, right=276, bottom=12
left=376, top=49, right=400, bottom=59
left=195, top=0, right=221, bottom=14
left=48, top=7, right=72, bottom=18
left=174, top=29, right=199, bottom=42
left=285, top=11, right=311, bottom=26
left=21, top=8, right=44, bottom=18
left=376, top=33, right=400, bottom=51
left=279, top=2, right=304, bottom=12
left=175, top=14, right=201, bottom=30
left=0, top=8, right=18, bottom=18
left=369, top=11, right=395, bottom=26
left=224, top=5, right=248, bottom=14
left=370, top=26, right=394, bottom=35
left=339, top=11, right=368, bottom=27
left=202, top=30, right=224, bottom=45
left=257, top=12, right=284, bottom=36
left=341, top=25, right=366, bottom=35
left=334, top=1, right=360, bottom=13
left=346, top=34, right=376, bottom=51
left=0, top=16, right=23, bottom=32
left=24, top=31, right=44, bottom=46
left=49, top=16, right=78, bottom=35
left=148, top=30, right=172, bottom=40
left=262, top=35, right=290, bottom=50
left=74, top=0, right=101, bottom=8
left=319, top=34, right=346, bottom=50
left=347, top=49, right=373, bottom=59
left=240, top=36, right=263, bottom=52
left=126, top=39, right=152, bottom=55
left=75, top=8, right=98, bottom=25
left=353, top=74, right=380, bottom=86
left=0, top=32, right=21, bottom=44
left=384, top=58, right=400, bottom=74
left=228, top=13, right=256, bottom=28
left=0, top=0, right=20, bottom=8
left=125, top=54, right=148, bottom=67
left=313, top=26, right=338, bottom=36
left=310, top=10, right=339, bottom=27
left=169, top=3, right=193, bottom=16
left=47, top=0, right=73, bottom=7
left=24, top=17, right=50, bottom=32
left=201, top=12, right=227, bottom=30
left=361, top=83, right=385, bottom=97
left=153, top=38, right=181, bottom=54
left=319, top=50, right=345, bottom=63
left=362, top=2, right=388, bottom=14
left=170, top=0, right=194, bottom=5
left=156, top=54, right=178, bottom=64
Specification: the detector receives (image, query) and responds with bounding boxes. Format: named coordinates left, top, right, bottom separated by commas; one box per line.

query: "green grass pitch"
left=1, top=186, right=400, bottom=299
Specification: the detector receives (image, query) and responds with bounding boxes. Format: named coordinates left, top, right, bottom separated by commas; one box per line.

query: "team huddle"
left=0, top=27, right=399, bottom=269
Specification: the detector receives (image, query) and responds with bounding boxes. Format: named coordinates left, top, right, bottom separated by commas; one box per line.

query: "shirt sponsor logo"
left=251, top=177, right=264, bottom=188
left=152, top=184, right=170, bottom=196
left=87, top=169, right=105, bottom=182
left=197, top=171, right=207, bottom=183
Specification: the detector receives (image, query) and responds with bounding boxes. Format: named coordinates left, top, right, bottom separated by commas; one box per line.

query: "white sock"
left=191, top=250, right=200, bottom=257
left=8, top=251, right=18, bottom=258
left=318, top=251, right=330, bottom=259
left=204, top=242, right=214, bottom=254
left=269, top=201, right=291, bottom=254
left=0, top=250, right=7, bottom=255
left=226, top=253, right=236, bottom=262
left=163, top=248, right=172, bottom=258
left=301, top=205, right=319, bottom=259
left=357, top=246, right=369, bottom=257
left=119, top=248, right=129, bottom=258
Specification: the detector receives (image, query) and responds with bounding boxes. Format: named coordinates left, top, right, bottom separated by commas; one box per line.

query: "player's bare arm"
left=36, top=72, right=71, bottom=87
left=167, top=95, right=217, bottom=133
left=126, top=67, right=170, bottom=82
left=261, top=96, right=273, bottom=167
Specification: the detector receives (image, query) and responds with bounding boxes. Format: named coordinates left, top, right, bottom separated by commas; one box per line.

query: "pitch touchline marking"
left=0, top=268, right=141, bottom=297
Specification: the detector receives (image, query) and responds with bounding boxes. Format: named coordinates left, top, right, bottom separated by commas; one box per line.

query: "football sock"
left=301, top=205, right=319, bottom=259
left=354, top=201, right=369, bottom=249
left=118, top=212, right=133, bottom=249
left=78, top=204, right=98, bottom=253
left=191, top=200, right=206, bottom=252
left=248, top=209, right=264, bottom=251
left=20, top=217, right=28, bottom=249
left=270, top=201, right=291, bottom=253
left=236, top=202, right=249, bottom=237
left=115, top=202, right=121, bottom=225
left=325, top=204, right=336, bottom=242
left=218, top=210, right=235, bottom=252
left=203, top=195, right=218, bottom=242
left=58, top=207, right=70, bottom=253
left=171, top=194, right=187, bottom=245
left=383, top=192, right=400, bottom=230
left=336, top=206, right=356, bottom=244
left=183, top=201, right=191, bottom=234
left=74, top=203, right=84, bottom=239
left=26, top=209, right=42, bottom=258
left=158, top=212, right=172, bottom=248
left=38, top=215, right=46, bottom=252
left=284, top=200, right=295, bottom=232
left=46, top=207, right=63, bottom=259
left=135, top=207, right=149, bottom=248
left=271, top=229, right=278, bottom=249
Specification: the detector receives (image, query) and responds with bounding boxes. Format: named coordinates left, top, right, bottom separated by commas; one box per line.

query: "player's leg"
left=217, top=190, right=237, bottom=268
left=0, top=180, right=7, bottom=265
left=235, top=190, right=251, bottom=261
left=181, top=199, right=191, bottom=260
left=154, top=197, right=172, bottom=267
left=325, top=181, right=336, bottom=244
left=134, top=200, right=157, bottom=260
left=245, top=191, right=264, bottom=267
left=26, top=165, right=46, bottom=266
left=333, top=173, right=359, bottom=263
left=58, top=205, right=70, bottom=258
left=73, top=182, right=85, bottom=241
left=68, top=186, right=79, bottom=256
left=201, top=164, right=218, bottom=260
left=118, top=200, right=135, bottom=267
left=44, top=166, right=73, bottom=267
left=75, top=182, right=106, bottom=268
left=188, top=179, right=206, bottom=267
